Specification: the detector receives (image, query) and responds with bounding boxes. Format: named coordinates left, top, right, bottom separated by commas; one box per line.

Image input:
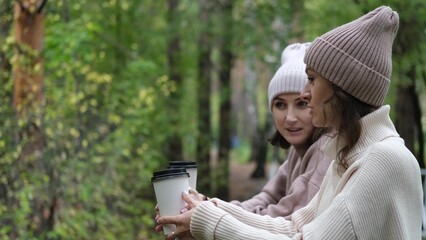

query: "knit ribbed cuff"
left=191, top=201, right=228, bottom=240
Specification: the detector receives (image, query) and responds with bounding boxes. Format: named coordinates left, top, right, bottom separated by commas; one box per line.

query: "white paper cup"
left=168, top=161, right=198, bottom=190
left=151, top=168, right=190, bottom=235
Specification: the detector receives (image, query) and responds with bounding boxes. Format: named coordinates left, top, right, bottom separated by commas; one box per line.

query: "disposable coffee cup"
left=168, top=161, right=198, bottom=190
left=151, top=168, right=190, bottom=235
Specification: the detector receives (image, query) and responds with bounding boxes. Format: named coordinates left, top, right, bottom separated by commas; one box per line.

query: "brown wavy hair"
left=325, top=84, right=377, bottom=171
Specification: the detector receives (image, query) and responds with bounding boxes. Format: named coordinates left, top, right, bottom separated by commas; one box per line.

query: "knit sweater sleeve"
left=189, top=163, right=358, bottom=239
left=190, top=194, right=325, bottom=239
left=191, top=200, right=299, bottom=240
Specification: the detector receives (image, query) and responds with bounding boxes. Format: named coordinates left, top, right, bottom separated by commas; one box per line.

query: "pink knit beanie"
left=304, top=6, right=399, bottom=107
left=268, top=42, right=310, bottom=110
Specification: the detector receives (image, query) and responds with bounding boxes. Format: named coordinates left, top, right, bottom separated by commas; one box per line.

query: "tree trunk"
left=166, top=0, right=183, bottom=161
left=216, top=0, right=234, bottom=200
left=392, top=7, right=425, bottom=169
left=114, top=0, right=125, bottom=74
left=395, top=82, right=424, bottom=168
left=196, top=0, right=214, bottom=195
left=288, top=0, right=305, bottom=41
left=13, top=0, right=55, bottom=237
left=240, top=0, right=266, bottom=179
left=251, top=116, right=273, bottom=178
left=245, top=45, right=264, bottom=177
left=14, top=0, right=45, bottom=113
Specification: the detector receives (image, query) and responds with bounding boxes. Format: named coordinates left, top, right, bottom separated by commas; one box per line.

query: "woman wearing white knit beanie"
left=157, top=6, right=423, bottom=240
left=230, top=43, right=331, bottom=219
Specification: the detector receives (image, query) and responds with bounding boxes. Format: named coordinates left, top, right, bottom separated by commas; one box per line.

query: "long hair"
left=327, top=84, right=377, bottom=171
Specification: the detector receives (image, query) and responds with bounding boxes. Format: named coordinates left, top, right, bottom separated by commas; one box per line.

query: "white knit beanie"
left=268, top=42, right=310, bottom=111
left=304, top=6, right=399, bottom=107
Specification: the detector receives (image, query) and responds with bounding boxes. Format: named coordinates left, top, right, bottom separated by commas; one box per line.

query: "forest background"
left=0, top=0, right=425, bottom=239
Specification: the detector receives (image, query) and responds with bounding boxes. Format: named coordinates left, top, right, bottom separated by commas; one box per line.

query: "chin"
left=287, top=138, right=308, bottom=146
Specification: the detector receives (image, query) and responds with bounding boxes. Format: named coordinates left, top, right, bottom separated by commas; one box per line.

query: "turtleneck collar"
left=321, top=105, right=399, bottom=167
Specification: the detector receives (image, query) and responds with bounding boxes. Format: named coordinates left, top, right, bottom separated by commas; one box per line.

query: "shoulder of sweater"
left=340, top=137, right=421, bottom=218
left=366, top=137, right=415, bottom=162
left=358, top=136, right=419, bottom=175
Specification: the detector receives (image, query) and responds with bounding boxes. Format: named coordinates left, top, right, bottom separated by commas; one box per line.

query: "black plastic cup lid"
left=151, top=168, right=189, bottom=182
left=168, top=161, right=197, bottom=169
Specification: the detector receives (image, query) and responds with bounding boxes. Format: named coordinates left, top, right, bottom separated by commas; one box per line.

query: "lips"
left=285, top=128, right=303, bottom=138
left=286, top=128, right=302, bottom=132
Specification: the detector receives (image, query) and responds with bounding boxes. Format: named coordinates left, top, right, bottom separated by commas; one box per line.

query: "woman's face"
left=301, top=68, right=335, bottom=127
left=271, top=93, right=315, bottom=148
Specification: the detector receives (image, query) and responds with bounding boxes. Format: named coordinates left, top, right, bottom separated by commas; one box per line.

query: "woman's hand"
left=154, top=205, right=163, bottom=233
left=157, top=189, right=203, bottom=239
left=154, top=189, right=209, bottom=232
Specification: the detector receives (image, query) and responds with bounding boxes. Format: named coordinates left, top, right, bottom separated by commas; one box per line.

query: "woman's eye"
left=307, top=77, right=314, bottom=85
left=297, top=101, right=309, bottom=108
left=274, top=101, right=286, bottom=109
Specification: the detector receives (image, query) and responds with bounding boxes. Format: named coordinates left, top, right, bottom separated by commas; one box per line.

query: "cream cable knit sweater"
left=190, top=105, right=423, bottom=240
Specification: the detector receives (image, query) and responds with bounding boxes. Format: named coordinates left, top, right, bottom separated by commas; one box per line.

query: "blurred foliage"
left=0, top=0, right=425, bottom=239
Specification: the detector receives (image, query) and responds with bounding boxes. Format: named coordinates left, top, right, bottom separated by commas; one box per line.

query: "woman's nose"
left=286, top=110, right=297, bottom=122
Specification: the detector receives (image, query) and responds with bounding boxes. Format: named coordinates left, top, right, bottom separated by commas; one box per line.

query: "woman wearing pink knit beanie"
left=156, top=43, right=333, bottom=238
left=158, top=6, right=423, bottom=240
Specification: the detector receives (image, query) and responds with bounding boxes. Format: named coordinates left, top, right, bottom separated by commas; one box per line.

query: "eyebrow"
left=275, top=95, right=303, bottom=102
